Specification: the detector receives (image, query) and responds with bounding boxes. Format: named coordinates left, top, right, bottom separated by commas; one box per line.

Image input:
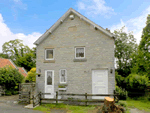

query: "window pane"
left=61, top=70, right=66, bottom=82
left=47, top=71, right=52, bottom=85
left=76, top=48, right=84, bottom=57
left=46, top=50, right=53, bottom=59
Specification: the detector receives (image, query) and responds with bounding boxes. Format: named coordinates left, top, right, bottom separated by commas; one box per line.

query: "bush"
left=116, top=101, right=127, bottom=107
left=115, top=71, right=126, bottom=89
left=125, top=73, right=149, bottom=92
left=115, top=85, right=128, bottom=100
left=0, top=66, right=24, bottom=95
left=125, top=73, right=149, bottom=98
left=5, top=90, right=12, bottom=96
left=25, top=68, right=37, bottom=83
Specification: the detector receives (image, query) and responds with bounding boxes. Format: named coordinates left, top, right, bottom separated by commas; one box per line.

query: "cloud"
left=12, top=0, right=27, bottom=10
left=12, top=0, right=27, bottom=19
left=77, top=0, right=116, bottom=18
left=13, top=0, right=21, bottom=2
left=110, top=6, right=150, bottom=45
left=0, top=13, right=42, bottom=53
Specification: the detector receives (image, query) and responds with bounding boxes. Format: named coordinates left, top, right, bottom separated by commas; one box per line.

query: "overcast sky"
left=0, top=0, right=150, bottom=52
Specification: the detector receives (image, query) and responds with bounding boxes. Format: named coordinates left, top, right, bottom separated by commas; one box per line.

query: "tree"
left=0, top=53, right=9, bottom=59
left=15, top=52, right=36, bottom=72
left=2, top=39, right=36, bottom=71
left=114, top=26, right=138, bottom=77
left=25, top=68, right=37, bottom=82
left=2, top=39, right=31, bottom=61
left=131, top=14, right=150, bottom=78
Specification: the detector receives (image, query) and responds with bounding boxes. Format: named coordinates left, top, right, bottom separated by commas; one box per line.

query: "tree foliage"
left=131, top=14, right=150, bottom=78
left=0, top=53, right=9, bottom=59
left=0, top=66, right=24, bottom=95
left=2, top=39, right=36, bottom=71
left=25, top=68, right=37, bottom=82
left=15, top=52, right=36, bottom=71
left=114, top=26, right=138, bottom=77
left=2, top=39, right=31, bottom=60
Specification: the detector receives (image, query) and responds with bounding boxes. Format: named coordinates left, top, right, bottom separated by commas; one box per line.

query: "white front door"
left=45, top=70, right=54, bottom=98
left=92, top=70, right=108, bottom=99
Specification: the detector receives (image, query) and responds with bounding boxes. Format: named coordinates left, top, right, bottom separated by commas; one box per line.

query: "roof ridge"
left=34, top=8, right=115, bottom=45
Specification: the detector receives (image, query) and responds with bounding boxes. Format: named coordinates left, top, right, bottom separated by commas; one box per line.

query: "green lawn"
left=33, top=99, right=150, bottom=113
left=120, top=99, right=150, bottom=112
left=33, top=103, right=96, bottom=113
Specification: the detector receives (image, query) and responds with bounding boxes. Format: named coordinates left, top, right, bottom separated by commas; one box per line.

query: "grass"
left=33, top=96, right=150, bottom=113
left=120, top=99, right=150, bottom=112
left=33, top=103, right=96, bottom=113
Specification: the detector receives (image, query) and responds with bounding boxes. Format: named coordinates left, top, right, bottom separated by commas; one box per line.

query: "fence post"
left=113, top=90, right=116, bottom=102
left=39, top=92, right=41, bottom=105
left=32, top=95, right=34, bottom=107
left=85, top=93, right=87, bottom=106
left=56, top=91, right=58, bottom=104
left=29, top=91, right=30, bottom=104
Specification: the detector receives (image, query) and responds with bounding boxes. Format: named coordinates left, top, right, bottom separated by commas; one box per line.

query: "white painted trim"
left=58, top=88, right=67, bottom=90
left=34, top=8, right=115, bottom=45
left=45, top=70, right=54, bottom=98
left=45, top=49, right=54, bottom=60
left=92, top=70, right=108, bottom=99
left=8, top=59, right=18, bottom=69
left=21, top=67, right=28, bottom=74
left=75, top=47, right=85, bottom=59
left=59, top=69, right=67, bottom=84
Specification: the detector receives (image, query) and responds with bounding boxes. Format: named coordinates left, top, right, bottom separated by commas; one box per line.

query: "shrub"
left=125, top=73, right=149, bottom=97
left=5, top=90, right=12, bottom=96
left=115, top=85, right=128, bottom=100
left=126, top=74, right=149, bottom=91
left=25, top=68, right=37, bottom=83
left=0, top=66, right=24, bottom=95
left=115, top=71, right=126, bottom=89
left=116, top=101, right=127, bottom=107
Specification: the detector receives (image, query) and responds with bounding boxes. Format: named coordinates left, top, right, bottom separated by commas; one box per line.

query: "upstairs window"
left=45, top=49, right=54, bottom=60
left=75, top=47, right=85, bottom=59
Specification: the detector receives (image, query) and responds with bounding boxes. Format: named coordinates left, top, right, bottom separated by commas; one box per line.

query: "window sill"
left=58, top=88, right=67, bottom=91
left=44, top=60, right=55, bottom=63
left=73, top=58, right=87, bottom=62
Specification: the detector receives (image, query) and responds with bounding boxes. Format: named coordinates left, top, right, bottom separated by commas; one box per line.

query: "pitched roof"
left=0, top=58, right=27, bottom=77
left=34, top=8, right=115, bottom=45
left=0, top=58, right=17, bottom=69
left=18, top=67, right=28, bottom=77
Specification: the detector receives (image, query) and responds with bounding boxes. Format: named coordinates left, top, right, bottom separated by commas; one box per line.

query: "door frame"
left=45, top=70, right=54, bottom=98
left=92, top=70, right=108, bottom=99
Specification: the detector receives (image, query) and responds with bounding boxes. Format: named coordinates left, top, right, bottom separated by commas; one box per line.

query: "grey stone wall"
left=36, top=13, right=115, bottom=98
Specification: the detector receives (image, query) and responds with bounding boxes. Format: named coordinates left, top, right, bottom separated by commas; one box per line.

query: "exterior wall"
left=36, top=13, right=115, bottom=98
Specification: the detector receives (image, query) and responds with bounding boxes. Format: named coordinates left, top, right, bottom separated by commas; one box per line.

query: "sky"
left=0, top=0, right=150, bottom=52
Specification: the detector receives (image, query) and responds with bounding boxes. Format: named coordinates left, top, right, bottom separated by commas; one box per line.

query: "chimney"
left=106, top=28, right=111, bottom=33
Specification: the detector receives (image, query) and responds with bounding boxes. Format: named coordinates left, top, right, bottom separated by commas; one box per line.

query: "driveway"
left=0, top=95, right=42, bottom=113
left=0, top=102, right=42, bottom=113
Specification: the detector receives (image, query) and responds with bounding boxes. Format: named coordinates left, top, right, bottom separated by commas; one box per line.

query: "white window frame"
left=75, top=47, right=85, bottom=59
left=45, top=49, right=54, bottom=60
left=59, top=69, right=67, bottom=84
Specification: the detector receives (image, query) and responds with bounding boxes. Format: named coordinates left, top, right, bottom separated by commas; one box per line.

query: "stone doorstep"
left=24, top=104, right=39, bottom=109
